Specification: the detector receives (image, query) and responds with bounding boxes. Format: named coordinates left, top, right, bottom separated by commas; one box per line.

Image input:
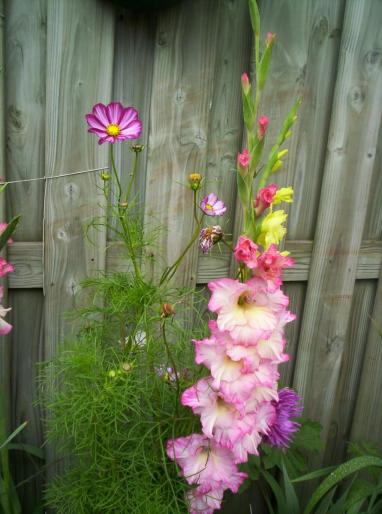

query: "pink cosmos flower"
left=200, top=194, right=227, bottom=217
left=0, top=286, right=12, bottom=335
left=0, top=257, right=14, bottom=278
left=85, top=102, right=142, bottom=144
left=181, top=377, right=254, bottom=448
left=186, top=486, right=225, bottom=514
left=234, top=236, right=258, bottom=269
left=208, top=277, right=288, bottom=344
left=258, top=115, right=269, bottom=139
left=166, top=433, right=247, bottom=492
left=199, top=226, right=223, bottom=253
left=0, top=223, right=13, bottom=245
left=237, top=149, right=250, bottom=169
left=254, top=244, right=294, bottom=290
left=255, top=183, right=278, bottom=216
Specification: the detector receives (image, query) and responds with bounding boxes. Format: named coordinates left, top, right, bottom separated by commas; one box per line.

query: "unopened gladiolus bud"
left=188, top=173, right=203, bottom=191
left=266, top=32, right=274, bottom=46
left=285, top=130, right=292, bottom=139
left=255, top=183, right=278, bottom=216
left=277, top=149, right=288, bottom=159
left=292, top=115, right=298, bottom=122
left=257, top=115, right=269, bottom=139
left=241, top=72, right=250, bottom=95
left=161, top=303, right=175, bottom=318
left=271, top=160, right=283, bottom=173
left=273, top=187, right=294, bottom=205
left=100, top=171, right=110, bottom=181
left=237, top=149, right=250, bottom=169
left=131, top=144, right=145, bottom=153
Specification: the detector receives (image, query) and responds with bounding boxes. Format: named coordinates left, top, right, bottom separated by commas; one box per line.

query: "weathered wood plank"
left=5, top=239, right=382, bottom=288
left=323, top=281, right=377, bottom=464
left=112, top=9, right=156, bottom=213
left=293, top=0, right=382, bottom=464
left=351, top=273, right=382, bottom=450
left=44, top=0, right=115, bottom=477
left=143, top=0, right=221, bottom=286
left=4, top=0, right=47, bottom=509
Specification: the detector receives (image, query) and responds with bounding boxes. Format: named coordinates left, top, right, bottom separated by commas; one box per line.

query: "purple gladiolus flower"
left=199, top=226, right=223, bottom=253
left=85, top=102, right=142, bottom=145
left=200, top=193, right=227, bottom=217
left=265, top=388, right=303, bottom=448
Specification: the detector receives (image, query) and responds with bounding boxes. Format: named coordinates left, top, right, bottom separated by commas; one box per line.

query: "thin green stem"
left=109, top=145, right=122, bottom=204
left=125, top=151, right=139, bottom=203
left=193, top=190, right=199, bottom=225
left=161, top=321, right=180, bottom=416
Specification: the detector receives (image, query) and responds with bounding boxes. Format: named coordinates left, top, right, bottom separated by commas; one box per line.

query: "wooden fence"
left=1, top=0, right=382, bottom=511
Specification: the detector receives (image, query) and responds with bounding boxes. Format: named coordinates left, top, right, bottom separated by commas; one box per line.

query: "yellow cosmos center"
left=106, top=123, right=120, bottom=137
left=205, top=203, right=213, bottom=210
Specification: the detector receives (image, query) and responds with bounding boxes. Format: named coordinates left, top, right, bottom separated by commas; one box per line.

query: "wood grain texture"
left=4, top=1, right=47, bottom=509
left=111, top=8, right=156, bottom=234
left=143, top=0, right=221, bottom=286
left=293, top=0, right=382, bottom=462
left=4, top=239, right=382, bottom=288
left=323, top=281, right=377, bottom=464
left=9, top=290, right=45, bottom=514
left=44, top=0, right=115, bottom=478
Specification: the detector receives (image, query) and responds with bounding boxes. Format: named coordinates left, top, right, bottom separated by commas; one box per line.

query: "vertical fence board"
left=4, top=0, right=47, bottom=509
left=111, top=9, right=156, bottom=232
left=293, top=0, right=382, bottom=463
left=144, top=0, right=221, bottom=286
left=44, top=0, right=115, bottom=476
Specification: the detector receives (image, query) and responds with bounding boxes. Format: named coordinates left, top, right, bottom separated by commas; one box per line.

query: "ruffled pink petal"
left=0, top=317, right=12, bottom=335
left=98, top=135, right=115, bottom=145
left=92, top=103, right=109, bottom=126
left=119, top=119, right=142, bottom=139
left=118, top=106, right=139, bottom=128
left=85, top=113, right=106, bottom=131
left=187, top=487, right=224, bottom=514
left=106, top=102, right=124, bottom=124
left=232, top=429, right=262, bottom=463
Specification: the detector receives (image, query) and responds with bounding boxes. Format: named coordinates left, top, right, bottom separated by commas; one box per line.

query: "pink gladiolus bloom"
left=208, top=277, right=288, bottom=344
left=0, top=223, right=13, bottom=245
left=237, top=149, right=250, bottom=168
left=255, top=183, right=278, bottom=216
left=0, top=286, right=11, bottom=335
left=85, top=102, right=142, bottom=144
left=166, top=433, right=247, bottom=492
left=234, top=236, right=259, bottom=269
left=241, top=72, right=250, bottom=94
left=187, top=486, right=225, bottom=514
left=181, top=377, right=253, bottom=448
left=0, top=258, right=14, bottom=278
left=200, top=193, right=227, bottom=217
left=258, top=115, right=269, bottom=139
left=254, top=244, right=294, bottom=290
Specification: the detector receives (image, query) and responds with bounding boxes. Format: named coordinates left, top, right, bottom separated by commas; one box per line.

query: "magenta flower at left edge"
left=85, top=102, right=142, bottom=144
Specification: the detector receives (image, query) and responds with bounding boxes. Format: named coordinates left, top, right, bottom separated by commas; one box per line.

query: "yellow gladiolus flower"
left=258, top=209, right=287, bottom=249
left=272, top=187, right=294, bottom=205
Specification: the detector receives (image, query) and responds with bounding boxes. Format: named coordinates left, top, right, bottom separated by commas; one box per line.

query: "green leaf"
left=303, top=456, right=382, bottom=514
left=292, top=417, right=323, bottom=453
left=314, top=487, right=337, bottom=514
left=258, top=37, right=274, bottom=90
left=0, top=421, right=28, bottom=451
left=281, top=460, right=300, bottom=514
left=291, top=465, right=336, bottom=483
left=7, top=442, right=45, bottom=460
left=329, top=473, right=359, bottom=514
left=0, top=215, right=21, bottom=251
left=248, top=0, right=260, bottom=37
left=368, top=497, right=382, bottom=514
left=261, top=469, right=288, bottom=514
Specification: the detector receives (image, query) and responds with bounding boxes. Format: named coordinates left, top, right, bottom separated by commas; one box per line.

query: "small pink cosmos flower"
left=234, top=236, right=259, bottom=269
left=237, top=148, right=250, bottom=169
left=258, top=115, right=269, bottom=139
left=85, top=102, right=142, bottom=144
left=0, top=258, right=14, bottom=278
left=255, top=183, right=278, bottom=216
left=200, top=193, right=227, bottom=217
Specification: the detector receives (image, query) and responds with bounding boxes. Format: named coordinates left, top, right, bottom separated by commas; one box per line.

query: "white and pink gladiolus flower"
left=0, top=286, right=12, bottom=335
